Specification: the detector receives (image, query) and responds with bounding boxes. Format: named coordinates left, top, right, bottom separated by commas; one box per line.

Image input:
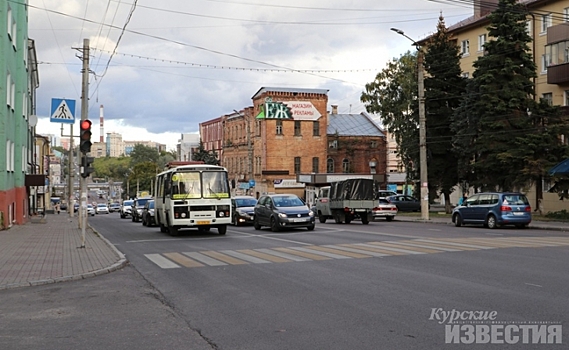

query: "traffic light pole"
left=79, top=38, right=90, bottom=248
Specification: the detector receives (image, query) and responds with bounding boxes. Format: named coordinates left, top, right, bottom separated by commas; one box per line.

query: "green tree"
left=424, top=15, right=467, bottom=212
left=192, top=140, right=220, bottom=165
left=361, top=51, right=419, bottom=184
left=129, top=144, right=159, bottom=166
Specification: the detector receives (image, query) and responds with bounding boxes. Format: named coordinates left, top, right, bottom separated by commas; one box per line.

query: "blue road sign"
left=50, top=98, right=76, bottom=124
left=249, top=179, right=256, bottom=187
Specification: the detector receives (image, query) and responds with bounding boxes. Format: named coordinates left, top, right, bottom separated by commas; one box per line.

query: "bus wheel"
left=218, top=225, right=227, bottom=235
left=168, top=225, right=179, bottom=236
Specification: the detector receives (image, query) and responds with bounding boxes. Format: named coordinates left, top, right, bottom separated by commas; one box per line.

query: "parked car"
left=109, top=203, right=121, bottom=213
left=387, top=195, right=421, bottom=212
left=96, top=203, right=109, bottom=214
left=377, top=190, right=398, bottom=199
left=141, top=200, right=155, bottom=227
left=372, top=198, right=398, bottom=221
left=452, top=192, right=532, bottom=229
left=86, top=204, right=96, bottom=216
left=74, top=203, right=79, bottom=213
left=132, top=197, right=153, bottom=222
left=231, top=196, right=258, bottom=225
left=253, top=194, right=315, bottom=232
left=120, top=200, right=134, bottom=219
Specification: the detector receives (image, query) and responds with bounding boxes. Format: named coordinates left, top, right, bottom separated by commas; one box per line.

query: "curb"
left=395, top=217, right=569, bottom=232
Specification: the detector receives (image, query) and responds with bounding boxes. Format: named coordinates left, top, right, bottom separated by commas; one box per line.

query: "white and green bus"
left=154, top=164, right=231, bottom=236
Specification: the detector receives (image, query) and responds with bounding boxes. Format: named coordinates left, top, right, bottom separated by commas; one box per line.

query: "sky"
left=28, top=0, right=473, bottom=151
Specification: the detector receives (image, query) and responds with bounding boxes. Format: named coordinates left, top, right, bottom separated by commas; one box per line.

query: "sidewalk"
left=0, top=212, right=127, bottom=290
left=395, top=213, right=569, bottom=231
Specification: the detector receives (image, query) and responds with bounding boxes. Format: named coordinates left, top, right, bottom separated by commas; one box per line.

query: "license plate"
left=197, top=220, right=210, bottom=225
left=291, top=218, right=307, bottom=222
left=513, top=212, right=525, bottom=216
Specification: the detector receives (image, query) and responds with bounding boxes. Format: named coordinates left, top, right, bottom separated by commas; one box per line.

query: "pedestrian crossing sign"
left=50, top=98, right=76, bottom=124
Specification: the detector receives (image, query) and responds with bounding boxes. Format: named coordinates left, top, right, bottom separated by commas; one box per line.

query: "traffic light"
left=79, top=119, right=92, bottom=154
left=81, top=155, right=94, bottom=178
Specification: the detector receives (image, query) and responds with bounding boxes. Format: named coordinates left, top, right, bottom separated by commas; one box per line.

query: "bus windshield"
left=171, top=171, right=229, bottom=199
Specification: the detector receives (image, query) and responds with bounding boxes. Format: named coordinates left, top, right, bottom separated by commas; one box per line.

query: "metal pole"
left=79, top=38, right=89, bottom=247
left=417, top=49, right=429, bottom=220
left=68, top=125, right=74, bottom=217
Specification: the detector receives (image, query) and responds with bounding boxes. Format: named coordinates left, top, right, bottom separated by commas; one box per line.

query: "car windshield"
left=123, top=201, right=133, bottom=206
left=97, top=204, right=106, bottom=207
left=378, top=199, right=390, bottom=204
left=148, top=201, right=155, bottom=209
left=273, top=196, right=304, bottom=207
left=235, top=198, right=257, bottom=207
left=136, top=198, right=151, bottom=207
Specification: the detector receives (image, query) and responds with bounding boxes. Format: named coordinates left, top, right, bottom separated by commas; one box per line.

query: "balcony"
left=547, top=63, right=569, bottom=85
left=547, top=23, right=569, bottom=45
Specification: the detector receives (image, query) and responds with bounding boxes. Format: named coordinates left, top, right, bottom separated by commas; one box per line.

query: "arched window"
left=326, top=158, right=334, bottom=173
left=342, top=159, right=350, bottom=173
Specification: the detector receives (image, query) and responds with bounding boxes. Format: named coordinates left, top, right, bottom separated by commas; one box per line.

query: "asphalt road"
left=2, top=214, right=568, bottom=349
left=96, top=214, right=568, bottom=349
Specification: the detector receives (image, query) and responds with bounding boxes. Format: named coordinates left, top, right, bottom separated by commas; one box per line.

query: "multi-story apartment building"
left=199, top=117, right=224, bottom=159
left=1, top=2, right=40, bottom=228
left=177, top=133, right=200, bottom=162
left=123, top=140, right=166, bottom=155
left=106, top=132, right=124, bottom=157
left=91, top=141, right=107, bottom=158
left=424, top=0, right=569, bottom=211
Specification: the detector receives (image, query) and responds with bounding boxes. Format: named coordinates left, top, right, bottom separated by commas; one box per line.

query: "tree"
left=129, top=144, right=159, bottom=166
left=424, top=14, right=467, bottom=212
left=361, top=51, right=420, bottom=184
left=192, top=140, right=220, bottom=165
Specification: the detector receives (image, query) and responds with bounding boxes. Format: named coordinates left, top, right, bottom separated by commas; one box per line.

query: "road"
left=98, top=214, right=568, bottom=349
left=3, top=213, right=568, bottom=349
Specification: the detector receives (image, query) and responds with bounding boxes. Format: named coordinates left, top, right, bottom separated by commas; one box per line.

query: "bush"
left=545, top=210, right=569, bottom=221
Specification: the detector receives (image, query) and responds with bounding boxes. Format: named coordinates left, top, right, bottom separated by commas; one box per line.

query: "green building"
left=0, top=1, right=40, bottom=229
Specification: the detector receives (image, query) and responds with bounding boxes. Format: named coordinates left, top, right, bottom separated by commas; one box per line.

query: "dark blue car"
left=452, top=192, right=531, bottom=229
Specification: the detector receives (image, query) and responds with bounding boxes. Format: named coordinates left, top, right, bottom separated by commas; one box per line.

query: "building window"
left=477, top=34, right=486, bottom=52
left=7, top=7, right=13, bottom=41
left=461, top=72, right=470, bottom=78
left=461, top=40, right=469, bottom=56
left=276, top=120, right=283, bottom=135
left=326, top=158, right=334, bottom=173
left=313, top=121, right=320, bottom=136
left=328, top=140, right=338, bottom=149
left=541, top=54, right=551, bottom=73
left=370, top=140, right=377, bottom=148
left=342, top=159, right=350, bottom=173
left=294, top=157, right=301, bottom=174
left=565, top=90, right=569, bottom=106
left=526, top=20, right=532, bottom=36
left=541, top=14, right=552, bottom=33
left=312, top=157, right=319, bottom=173
left=294, top=121, right=301, bottom=136
left=565, top=8, right=569, bottom=22
left=542, top=93, right=553, bottom=105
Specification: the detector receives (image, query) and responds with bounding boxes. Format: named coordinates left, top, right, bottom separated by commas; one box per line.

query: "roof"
left=252, top=87, right=329, bottom=99
left=549, top=158, right=569, bottom=176
left=327, top=112, right=385, bottom=137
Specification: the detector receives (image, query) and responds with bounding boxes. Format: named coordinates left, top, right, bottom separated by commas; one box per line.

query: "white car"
left=86, top=204, right=96, bottom=216
left=96, top=203, right=110, bottom=214
left=372, top=198, right=398, bottom=221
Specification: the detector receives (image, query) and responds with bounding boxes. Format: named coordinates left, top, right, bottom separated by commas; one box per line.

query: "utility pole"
left=79, top=38, right=90, bottom=247
left=391, top=27, right=429, bottom=220
left=68, top=126, right=74, bottom=217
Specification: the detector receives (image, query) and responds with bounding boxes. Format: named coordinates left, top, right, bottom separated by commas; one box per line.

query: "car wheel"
left=270, top=217, right=280, bottom=232
left=318, top=214, right=327, bottom=224
left=253, top=218, right=261, bottom=230
left=453, top=213, right=462, bottom=227
left=486, top=214, right=497, bottom=229
left=142, top=217, right=147, bottom=226
left=306, top=224, right=315, bottom=231
left=218, top=225, right=227, bottom=235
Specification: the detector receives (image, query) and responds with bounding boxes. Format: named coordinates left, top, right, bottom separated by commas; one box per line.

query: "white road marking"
left=525, top=283, right=543, bottom=288
left=288, top=246, right=352, bottom=259
left=183, top=252, right=227, bottom=266
left=255, top=248, right=310, bottom=262
left=220, top=250, right=271, bottom=264
left=144, top=254, right=180, bottom=269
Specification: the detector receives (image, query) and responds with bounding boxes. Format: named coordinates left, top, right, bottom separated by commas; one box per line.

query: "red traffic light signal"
left=79, top=119, right=92, bottom=154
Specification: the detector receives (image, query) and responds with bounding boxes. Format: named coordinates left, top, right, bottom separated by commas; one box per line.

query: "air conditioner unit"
left=239, top=174, right=244, bottom=180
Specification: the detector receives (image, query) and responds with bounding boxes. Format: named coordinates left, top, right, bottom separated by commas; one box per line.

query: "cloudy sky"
left=29, top=0, right=472, bottom=151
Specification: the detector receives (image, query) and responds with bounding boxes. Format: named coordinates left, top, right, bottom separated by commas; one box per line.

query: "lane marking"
left=164, top=252, right=204, bottom=268
left=349, top=243, right=406, bottom=256
left=144, top=254, right=181, bottom=269
left=372, top=241, right=443, bottom=254
left=289, top=246, right=353, bottom=259
left=183, top=252, right=227, bottom=266
left=393, top=241, right=463, bottom=252
left=364, top=242, right=426, bottom=255
left=325, top=245, right=389, bottom=257
left=237, top=249, right=292, bottom=263
left=525, top=283, right=543, bottom=288
left=307, top=245, right=372, bottom=259
left=255, top=248, right=310, bottom=262
left=221, top=250, right=271, bottom=264
left=201, top=251, right=249, bottom=265
left=273, top=247, right=332, bottom=260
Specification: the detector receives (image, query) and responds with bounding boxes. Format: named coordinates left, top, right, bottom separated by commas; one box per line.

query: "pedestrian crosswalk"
left=144, top=236, right=569, bottom=269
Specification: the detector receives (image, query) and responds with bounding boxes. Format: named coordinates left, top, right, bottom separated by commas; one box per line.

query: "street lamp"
left=391, top=27, right=429, bottom=220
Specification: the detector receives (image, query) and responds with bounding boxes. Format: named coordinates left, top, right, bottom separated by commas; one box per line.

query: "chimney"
left=331, top=105, right=338, bottom=115
left=99, top=104, right=104, bottom=143
left=474, top=0, right=498, bottom=18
